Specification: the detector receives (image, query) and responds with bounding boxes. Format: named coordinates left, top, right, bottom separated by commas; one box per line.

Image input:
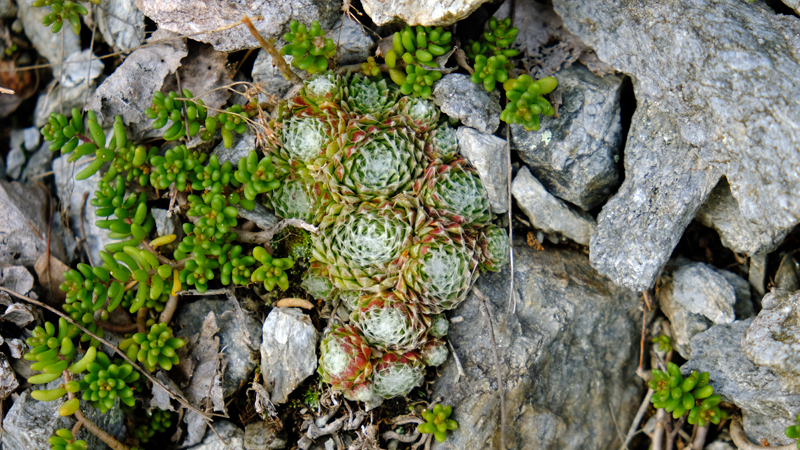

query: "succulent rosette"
left=311, top=200, right=415, bottom=291
left=267, top=176, right=332, bottom=225
left=270, top=110, right=343, bottom=180
left=351, top=290, right=429, bottom=352
left=324, top=124, right=425, bottom=204
left=288, top=72, right=343, bottom=116
left=343, top=74, right=398, bottom=122
left=425, top=123, right=459, bottom=163
left=428, top=313, right=449, bottom=338
left=301, top=270, right=336, bottom=301
left=420, top=338, right=448, bottom=366
left=318, top=325, right=374, bottom=397
left=372, top=351, right=425, bottom=399
left=477, top=224, right=510, bottom=272
left=399, top=217, right=479, bottom=312
left=339, top=289, right=364, bottom=313
left=397, top=96, right=440, bottom=134
left=415, top=159, right=492, bottom=226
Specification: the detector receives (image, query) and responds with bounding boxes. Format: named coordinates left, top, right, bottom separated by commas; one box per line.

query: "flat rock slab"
left=362, top=0, right=491, bottom=26
left=555, top=0, right=800, bottom=237
left=260, top=307, right=319, bottom=404
left=135, top=0, right=340, bottom=53
left=0, top=180, right=66, bottom=266
left=589, top=97, right=720, bottom=292
left=456, top=127, right=508, bottom=214
left=511, top=64, right=623, bottom=210
left=431, top=241, right=642, bottom=450
left=433, top=74, right=501, bottom=134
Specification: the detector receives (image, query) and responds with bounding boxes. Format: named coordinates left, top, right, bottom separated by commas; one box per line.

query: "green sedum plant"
left=650, top=363, right=728, bottom=426
left=418, top=404, right=458, bottom=443
left=49, top=428, right=88, bottom=450
left=281, top=20, right=336, bottom=75
left=120, top=323, right=185, bottom=372
left=501, top=75, right=558, bottom=131
left=34, top=0, right=98, bottom=34
left=784, top=413, right=800, bottom=448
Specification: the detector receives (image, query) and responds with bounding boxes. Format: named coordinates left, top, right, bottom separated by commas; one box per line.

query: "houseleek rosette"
left=415, top=159, right=492, bottom=226
left=400, top=217, right=479, bottom=312
left=372, top=351, right=425, bottom=399
left=318, top=325, right=374, bottom=401
left=267, top=176, right=332, bottom=225
left=477, top=224, right=510, bottom=272
left=288, top=72, right=343, bottom=116
left=425, top=123, right=459, bottom=163
left=351, top=290, right=429, bottom=352
left=311, top=201, right=415, bottom=291
left=397, top=96, right=440, bottom=134
left=324, top=125, right=424, bottom=204
left=420, top=338, right=448, bottom=366
left=301, top=269, right=336, bottom=301
left=343, top=74, right=398, bottom=121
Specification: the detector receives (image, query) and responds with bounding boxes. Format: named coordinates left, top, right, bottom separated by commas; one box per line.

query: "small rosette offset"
left=350, top=290, right=429, bottom=353
left=397, top=96, right=440, bottom=134
left=318, top=325, right=373, bottom=399
left=425, top=123, right=459, bottom=163
left=477, top=224, right=510, bottom=272
left=415, top=159, right=492, bottom=226
left=372, top=351, right=425, bottom=399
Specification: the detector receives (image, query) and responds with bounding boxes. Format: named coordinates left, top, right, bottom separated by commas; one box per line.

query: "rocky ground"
left=1, top=0, right=800, bottom=449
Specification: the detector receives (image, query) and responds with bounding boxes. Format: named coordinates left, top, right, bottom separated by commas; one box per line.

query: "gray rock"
left=244, top=420, right=288, bottom=450
left=1, top=266, right=34, bottom=297
left=260, top=307, right=318, bottom=404
left=0, top=0, right=17, bottom=18
left=135, top=0, right=340, bottom=53
left=7, top=338, right=25, bottom=359
left=187, top=420, right=246, bottom=450
left=697, top=178, right=791, bottom=256
left=749, top=251, right=767, bottom=297
left=431, top=241, right=642, bottom=450
left=706, top=441, right=736, bottom=450
left=214, top=129, right=257, bottom=167
left=252, top=51, right=301, bottom=100
left=152, top=208, right=183, bottom=252
left=511, top=167, right=596, bottom=245
left=1, top=390, right=73, bottom=450
left=33, top=49, right=104, bottom=127
left=5, top=147, right=24, bottom=179
left=20, top=142, right=56, bottom=182
left=0, top=353, right=18, bottom=399
left=78, top=398, right=127, bottom=450
left=742, top=290, right=800, bottom=392
left=330, top=15, right=373, bottom=65
left=718, top=269, right=755, bottom=320
left=2, top=304, right=36, bottom=328
left=0, top=180, right=66, bottom=266
left=175, top=297, right=262, bottom=397
left=432, top=74, right=501, bottom=134
left=510, top=64, right=623, bottom=210
left=361, top=0, right=490, bottom=26
left=456, top=127, right=508, bottom=214
left=554, top=0, right=800, bottom=244
left=16, top=0, right=80, bottom=69
left=53, top=155, right=116, bottom=265
left=589, top=97, right=720, bottom=292
left=96, top=0, right=146, bottom=51
left=657, top=261, right=737, bottom=359
left=86, top=28, right=187, bottom=132
left=237, top=202, right=280, bottom=231
left=775, top=253, right=800, bottom=292
left=683, top=320, right=800, bottom=446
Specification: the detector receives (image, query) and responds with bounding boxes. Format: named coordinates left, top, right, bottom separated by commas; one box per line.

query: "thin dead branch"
left=241, top=15, right=303, bottom=85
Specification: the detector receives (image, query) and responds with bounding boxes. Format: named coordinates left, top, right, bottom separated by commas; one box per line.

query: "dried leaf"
left=34, top=253, right=70, bottom=304
left=0, top=59, right=36, bottom=118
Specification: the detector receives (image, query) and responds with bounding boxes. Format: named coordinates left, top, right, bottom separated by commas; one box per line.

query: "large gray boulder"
left=554, top=0, right=800, bottom=243
left=431, top=241, right=642, bottom=450
left=0, top=180, right=66, bottom=266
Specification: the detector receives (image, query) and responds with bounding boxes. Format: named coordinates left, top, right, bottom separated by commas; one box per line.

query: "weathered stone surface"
left=33, top=50, right=105, bottom=127
left=237, top=202, right=280, bottom=230
left=244, top=420, right=288, bottom=450
left=749, top=252, right=768, bottom=297
left=1, top=266, right=34, bottom=297
left=175, top=297, right=262, bottom=397
left=362, top=0, right=491, bottom=26
left=5, top=146, right=24, bottom=179
left=152, top=208, right=184, bottom=252
left=511, top=167, right=596, bottom=245
left=330, top=15, right=373, bottom=65
left=86, top=28, right=187, bottom=131
left=186, top=420, right=246, bottom=450
left=657, top=261, right=737, bottom=359
left=589, top=97, right=720, bottom=292
left=510, top=64, right=623, bottom=210
left=20, top=142, right=55, bottom=182
left=260, top=307, right=318, bottom=404
left=96, top=0, right=146, bottom=51
left=431, top=241, right=642, bottom=450
left=456, top=127, right=508, bottom=214
left=684, top=321, right=800, bottom=446
left=718, top=269, right=755, bottom=320
left=0, top=180, right=66, bottom=266
left=0, top=0, right=16, bottom=18
left=53, top=155, right=116, bottom=265
left=554, top=0, right=800, bottom=241
left=7, top=127, right=39, bottom=179
left=16, top=0, right=80, bottom=69
left=775, top=254, right=800, bottom=292
left=697, top=178, right=791, bottom=256
left=0, top=353, right=18, bottom=399
left=432, top=74, right=501, bottom=134
left=742, top=290, right=800, bottom=392
left=135, top=0, right=340, bottom=53
left=252, top=51, right=301, bottom=101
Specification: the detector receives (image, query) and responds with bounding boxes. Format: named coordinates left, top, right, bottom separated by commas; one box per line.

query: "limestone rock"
left=0, top=180, right=66, bottom=266
left=260, top=307, right=319, bottom=404
left=456, top=127, right=508, bottom=214
left=362, top=0, right=492, bottom=26
left=432, top=74, right=501, bottom=134
left=95, top=0, right=146, bottom=51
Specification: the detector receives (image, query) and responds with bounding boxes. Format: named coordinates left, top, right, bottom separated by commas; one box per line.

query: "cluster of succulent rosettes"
left=72, top=352, right=139, bottom=412
left=471, top=54, right=510, bottom=92
left=95, top=191, right=156, bottom=250
left=361, top=57, right=381, bottom=78
left=149, top=145, right=208, bottom=191
left=382, top=25, right=450, bottom=99
left=350, top=290, right=429, bottom=352
left=477, top=224, right=511, bottom=272
left=120, top=323, right=185, bottom=372
left=24, top=319, right=80, bottom=386
left=501, top=75, right=558, bottom=131
left=34, top=0, right=97, bottom=34
left=49, top=428, right=88, bottom=450
left=281, top=20, right=336, bottom=74
left=465, top=17, right=520, bottom=60
left=652, top=334, right=672, bottom=353
left=135, top=408, right=174, bottom=443
left=145, top=90, right=253, bottom=148
left=235, top=150, right=280, bottom=202
left=219, top=244, right=257, bottom=286
left=252, top=246, right=294, bottom=291
left=784, top=413, right=800, bottom=448
left=650, top=364, right=727, bottom=426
